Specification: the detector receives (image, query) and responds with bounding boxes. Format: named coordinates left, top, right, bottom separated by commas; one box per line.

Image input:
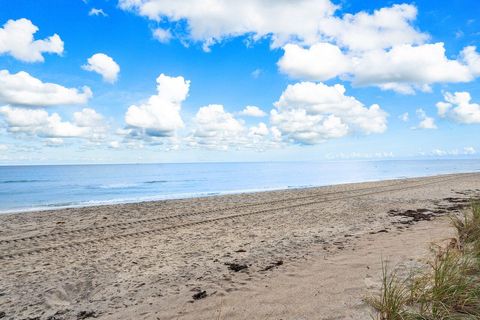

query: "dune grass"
left=368, top=202, right=480, bottom=320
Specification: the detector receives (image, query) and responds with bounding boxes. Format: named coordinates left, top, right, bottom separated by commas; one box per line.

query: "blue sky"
left=0, top=0, right=479, bottom=164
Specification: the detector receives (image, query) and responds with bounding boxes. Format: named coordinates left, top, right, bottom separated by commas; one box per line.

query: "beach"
left=1, top=172, right=479, bottom=319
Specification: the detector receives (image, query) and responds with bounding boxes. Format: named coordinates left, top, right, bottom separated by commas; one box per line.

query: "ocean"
left=1, top=160, right=479, bottom=213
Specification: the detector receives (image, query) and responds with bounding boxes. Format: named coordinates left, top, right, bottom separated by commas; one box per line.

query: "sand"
left=1, top=172, right=479, bottom=320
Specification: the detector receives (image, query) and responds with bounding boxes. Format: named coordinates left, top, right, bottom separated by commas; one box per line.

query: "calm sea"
left=1, top=160, right=479, bottom=213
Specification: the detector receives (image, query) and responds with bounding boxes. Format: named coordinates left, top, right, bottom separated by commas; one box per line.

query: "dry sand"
left=1, top=172, right=479, bottom=320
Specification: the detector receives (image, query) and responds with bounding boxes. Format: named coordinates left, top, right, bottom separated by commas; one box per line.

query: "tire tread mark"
left=0, top=174, right=462, bottom=246
left=0, top=174, right=470, bottom=260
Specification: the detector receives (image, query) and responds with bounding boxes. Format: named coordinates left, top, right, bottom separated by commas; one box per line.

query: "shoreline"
left=1, top=172, right=480, bottom=319
left=2, top=171, right=478, bottom=215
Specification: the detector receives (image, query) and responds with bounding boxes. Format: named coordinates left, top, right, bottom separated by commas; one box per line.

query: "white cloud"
left=0, top=70, right=92, bottom=107
left=119, top=0, right=337, bottom=49
left=82, top=53, right=120, bottom=83
left=429, top=147, right=477, bottom=157
left=73, top=108, right=104, bottom=127
left=271, top=82, right=387, bottom=144
left=326, top=151, right=394, bottom=160
left=0, top=144, right=7, bottom=151
left=0, top=106, right=106, bottom=140
left=318, top=4, right=428, bottom=52
left=248, top=122, right=269, bottom=136
left=188, top=104, right=278, bottom=150
left=464, top=146, right=476, bottom=155
left=399, top=112, right=409, bottom=122
left=125, top=74, right=189, bottom=137
left=279, top=42, right=476, bottom=94
left=415, top=108, right=437, bottom=129
left=120, top=1, right=480, bottom=94
left=0, top=18, right=64, bottom=62
left=436, top=91, right=480, bottom=124
left=89, top=8, right=108, bottom=17
left=109, top=141, right=120, bottom=149
left=190, top=104, right=245, bottom=149
left=278, top=43, right=350, bottom=81
left=152, top=28, right=172, bottom=43
left=119, top=2, right=428, bottom=52
left=461, top=46, right=480, bottom=76
left=239, top=105, right=267, bottom=117
left=352, top=43, right=472, bottom=93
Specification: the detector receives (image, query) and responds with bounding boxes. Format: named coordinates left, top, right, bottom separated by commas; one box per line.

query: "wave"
left=0, top=179, right=49, bottom=184
left=0, top=186, right=287, bottom=214
left=96, top=183, right=141, bottom=189
left=144, top=180, right=168, bottom=184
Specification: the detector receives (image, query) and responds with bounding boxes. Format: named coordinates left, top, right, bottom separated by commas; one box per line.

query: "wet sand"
left=1, top=173, right=479, bottom=319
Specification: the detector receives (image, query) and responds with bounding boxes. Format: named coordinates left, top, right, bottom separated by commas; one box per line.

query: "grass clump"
left=367, top=262, right=409, bottom=320
left=451, top=201, right=480, bottom=253
left=368, top=202, right=480, bottom=320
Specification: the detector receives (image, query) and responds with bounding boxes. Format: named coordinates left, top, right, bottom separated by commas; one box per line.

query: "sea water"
left=1, top=160, right=479, bottom=213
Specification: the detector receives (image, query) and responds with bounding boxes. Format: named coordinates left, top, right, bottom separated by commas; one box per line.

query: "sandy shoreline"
left=1, top=172, right=480, bottom=319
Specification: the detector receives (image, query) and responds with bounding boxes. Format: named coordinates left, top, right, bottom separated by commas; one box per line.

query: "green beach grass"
left=368, top=202, right=480, bottom=320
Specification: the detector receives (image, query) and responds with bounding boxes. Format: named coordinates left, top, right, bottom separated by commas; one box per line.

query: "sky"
left=0, top=0, right=479, bottom=164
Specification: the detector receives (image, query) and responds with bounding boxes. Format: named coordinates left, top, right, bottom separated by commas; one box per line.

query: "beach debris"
left=389, top=196, right=478, bottom=226
left=388, top=209, right=436, bottom=224
left=0, top=311, right=5, bottom=319
left=369, top=229, right=388, bottom=234
left=234, top=249, right=247, bottom=253
left=263, top=260, right=283, bottom=271
left=76, top=310, right=97, bottom=319
left=225, top=262, right=248, bottom=272
left=192, top=290, right=207, bottom=300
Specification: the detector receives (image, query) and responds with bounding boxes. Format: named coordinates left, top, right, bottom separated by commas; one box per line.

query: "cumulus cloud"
left=118, top=2, right=480, bottom=94
left=124, top=74, right=189, bottom=137
left=89, top=8, right=108, bottom=17
left=239, top=105, right=267, bottom=117
left=278, top=43, right=350, bottom=81
left=415, top=108, right=437, bottom=129
left=119, top=1, right=428, bottom=52
left=82, top=53, right=120, bottom=83
left=279, top=42, right=477, bottom=94
left=119, top=0, right=337, bottom=49
left=189, top=104, right=245, bottom=149
left=188, top=104, right=278, bottom=150
left=0, top=106, right=106, bottom=140
left=461, top=46, right=480, bottom=76
left=271, top=82, right=387, bottom=144
left=0, top=70, right=92, bottom=107
left=436, top=91, right=480, bottom=124
left=73, top=108, right=105, bottom=127
left=318, top=4, right=427, bottom=52
left=0, top=18, right=64, bottom=62
left=352, top=43, right=472, bottom=93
